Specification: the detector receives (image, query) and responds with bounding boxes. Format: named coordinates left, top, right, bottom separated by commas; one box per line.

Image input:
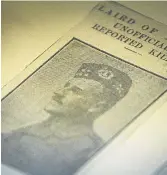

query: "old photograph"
left=2, top=38, right=167, bottom=175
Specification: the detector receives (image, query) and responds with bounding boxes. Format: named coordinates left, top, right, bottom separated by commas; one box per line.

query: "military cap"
left=74, top=63, right=132, bottom=99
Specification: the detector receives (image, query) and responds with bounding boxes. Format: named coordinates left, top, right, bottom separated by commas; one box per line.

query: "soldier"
left=2, top=63, right=132, bottom=175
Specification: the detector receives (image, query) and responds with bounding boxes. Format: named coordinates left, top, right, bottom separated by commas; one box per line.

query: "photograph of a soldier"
left=2, top=63, right=132, bottom=175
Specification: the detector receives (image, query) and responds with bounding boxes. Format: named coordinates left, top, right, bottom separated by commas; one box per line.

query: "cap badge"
left=98, top=68, right=114, bottom=80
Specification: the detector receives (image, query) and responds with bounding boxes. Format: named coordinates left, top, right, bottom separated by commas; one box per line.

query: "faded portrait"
left=2, top=63, right=132, bottom=175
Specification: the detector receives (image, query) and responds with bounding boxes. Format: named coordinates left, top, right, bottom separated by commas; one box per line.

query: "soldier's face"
left=45, top=79, right=104, bottom=116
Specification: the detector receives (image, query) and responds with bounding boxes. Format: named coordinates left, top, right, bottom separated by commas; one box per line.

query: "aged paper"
left=75, top=98, right=167, bottom=175
left=2, top=2, right=167, bottom=175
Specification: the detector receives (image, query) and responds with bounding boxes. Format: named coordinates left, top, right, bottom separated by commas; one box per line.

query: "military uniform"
left=2, top=121, right=103, bottom=175
left=2, top=63, right=132, bottom=175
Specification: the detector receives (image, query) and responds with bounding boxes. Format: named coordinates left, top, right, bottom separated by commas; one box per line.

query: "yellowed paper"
left=2, top=2, right=167, bottom=175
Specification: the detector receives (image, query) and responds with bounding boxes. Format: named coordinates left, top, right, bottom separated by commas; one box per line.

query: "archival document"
left=2, top=2, right=167, bottom=175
